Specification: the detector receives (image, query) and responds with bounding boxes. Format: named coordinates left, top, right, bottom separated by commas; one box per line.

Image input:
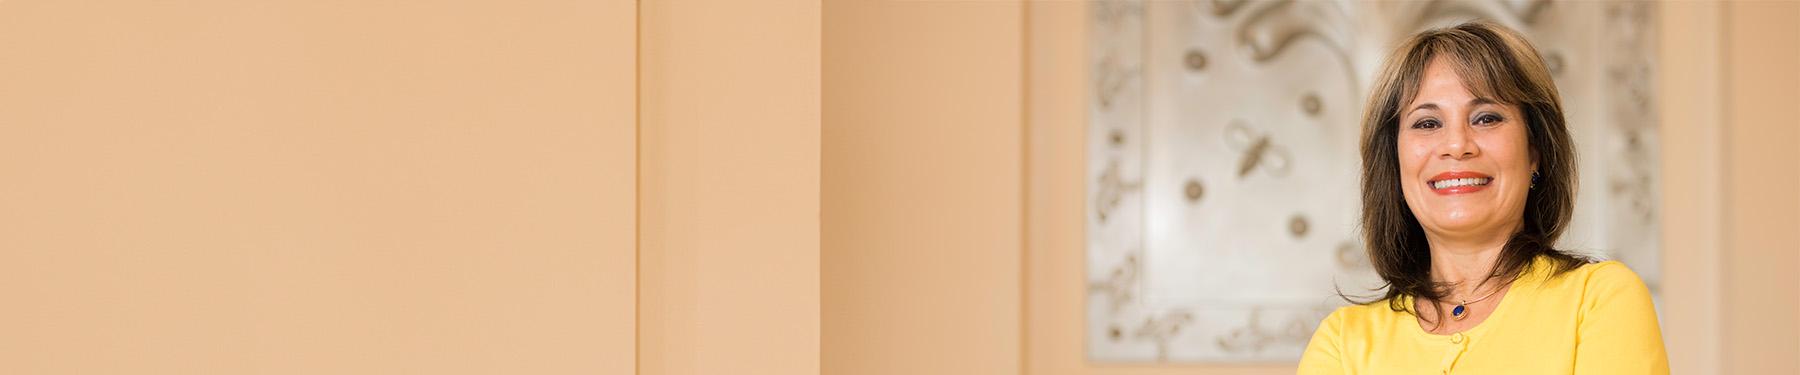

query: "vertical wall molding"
left=637, top=0, right=822, bottom=374
left=1720, top=2, right=1800, bottom=373
left=821, top=1, right=1025, bottom=374
left=1656, top=2, right=1725, bottom=373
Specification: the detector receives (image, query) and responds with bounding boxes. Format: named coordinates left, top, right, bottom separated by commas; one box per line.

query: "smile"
left=1427, top=171, right=1494, bottom=195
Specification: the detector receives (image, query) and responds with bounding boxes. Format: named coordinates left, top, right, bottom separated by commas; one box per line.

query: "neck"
left=1424, top=223, right=1520, bottom=295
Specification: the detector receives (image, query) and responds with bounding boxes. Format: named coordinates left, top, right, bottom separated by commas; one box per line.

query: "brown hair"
left=1353, top=21, right=1589, bottom=326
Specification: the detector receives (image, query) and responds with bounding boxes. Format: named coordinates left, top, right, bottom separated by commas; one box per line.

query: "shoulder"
left=1304, top=298, right=1412, bottom=366
left=1328, top=299, right=1407, bottom=321
left=1542, top=260, right=1670, bottom=370
left=1315, top=298, right=1411, bottom=335
left=1533, top=258, right=1646, bottom=289
left=1563, top=260, right=1650, bottom=294
left=1302, top=303, right=1378, bottom=373
left=1305, top=302, right=1403, bottom=356
left=1538, top=259, right=1656, bottom=317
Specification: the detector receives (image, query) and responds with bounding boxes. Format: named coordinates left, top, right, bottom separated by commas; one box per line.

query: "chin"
left=1422, top=209, right=1500, bottom=233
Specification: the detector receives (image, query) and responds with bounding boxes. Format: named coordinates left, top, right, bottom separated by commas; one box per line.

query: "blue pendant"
left=1451, top=304, right=1468, bottom=320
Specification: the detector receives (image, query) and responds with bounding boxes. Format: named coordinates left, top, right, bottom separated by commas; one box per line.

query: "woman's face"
left=1397, top=57, right=1536, bottom=242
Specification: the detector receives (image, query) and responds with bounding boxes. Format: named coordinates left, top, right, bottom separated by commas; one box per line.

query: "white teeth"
left=1431, top=177, right=1492, bottom=190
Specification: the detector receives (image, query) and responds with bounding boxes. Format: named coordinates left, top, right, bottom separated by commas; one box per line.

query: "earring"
left=1530, top=171, right=1540, bottom=189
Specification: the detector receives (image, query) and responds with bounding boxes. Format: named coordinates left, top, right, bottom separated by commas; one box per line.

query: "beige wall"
left=1719, top=1, right=1800, bottom=373
left=638, top=0, right=821, bottom=374
left=1657, top=2, right=1727, bottom=373
left=0, top=1, right=637, bottom=373
left=821, top=0, right=1025, bottom=374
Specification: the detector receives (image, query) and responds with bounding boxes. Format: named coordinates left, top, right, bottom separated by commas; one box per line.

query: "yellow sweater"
left=1297, top=255, right=1668, bottom=374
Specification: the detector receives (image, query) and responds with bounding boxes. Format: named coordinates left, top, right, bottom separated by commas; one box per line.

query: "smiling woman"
left=1297, top=21, right=1669, bottom=374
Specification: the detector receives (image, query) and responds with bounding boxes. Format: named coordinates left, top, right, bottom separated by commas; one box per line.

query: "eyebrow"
left=1408, top=97, right=1499, bottom=116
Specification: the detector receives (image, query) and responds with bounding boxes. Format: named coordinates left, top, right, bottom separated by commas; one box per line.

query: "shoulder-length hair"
left=1355, top=21, right=1589, bottom=324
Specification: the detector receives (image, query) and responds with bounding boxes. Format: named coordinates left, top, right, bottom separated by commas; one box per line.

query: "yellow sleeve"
left=1572, top=262, right=1669, bottom=374
left=1297, top=308, right=1346, bottom=375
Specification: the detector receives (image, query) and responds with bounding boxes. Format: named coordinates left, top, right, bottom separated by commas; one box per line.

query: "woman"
left=1297, top=21, right=1668, bottom=374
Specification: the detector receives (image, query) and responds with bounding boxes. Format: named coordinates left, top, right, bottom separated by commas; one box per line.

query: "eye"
left=1474, top=113, right=1504, bottom=125
left=1410, top=118, right=1441, bottom=130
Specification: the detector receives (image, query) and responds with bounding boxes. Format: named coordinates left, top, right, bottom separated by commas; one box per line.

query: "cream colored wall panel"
left=637, top=0, right=821, bottom=374
left=0, top=1, right=637, bottom=373
left=1721, top=2, right=1800, bottom=374
left=1656, top=2, right=1725, bottom=373
left=821, top=1, right=1024, bottom=374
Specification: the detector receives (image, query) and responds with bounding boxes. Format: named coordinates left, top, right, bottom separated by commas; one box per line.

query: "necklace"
left=1449, top=285, right=1504, bottom=321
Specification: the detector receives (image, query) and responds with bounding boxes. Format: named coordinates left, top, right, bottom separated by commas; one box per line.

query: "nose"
left=1438, top=124, right=1479, bottom=160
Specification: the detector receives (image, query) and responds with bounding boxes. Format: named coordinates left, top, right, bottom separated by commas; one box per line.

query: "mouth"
left=1427, top=171, right=1494, bottom=195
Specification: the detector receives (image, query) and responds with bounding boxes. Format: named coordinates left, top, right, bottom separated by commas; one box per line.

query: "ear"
left=1528, top=140, right=1540, bottom=172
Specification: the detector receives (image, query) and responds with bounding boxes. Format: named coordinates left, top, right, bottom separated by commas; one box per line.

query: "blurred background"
left=0, top=0, right=1793, bottom=374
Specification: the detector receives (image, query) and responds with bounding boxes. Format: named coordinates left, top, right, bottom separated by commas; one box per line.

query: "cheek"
left=1393, top=135, right=1431, bottom=205
left=1486, top=128, right=1535, bottom=173
left=1394, top=136, right=1431, bottom=179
